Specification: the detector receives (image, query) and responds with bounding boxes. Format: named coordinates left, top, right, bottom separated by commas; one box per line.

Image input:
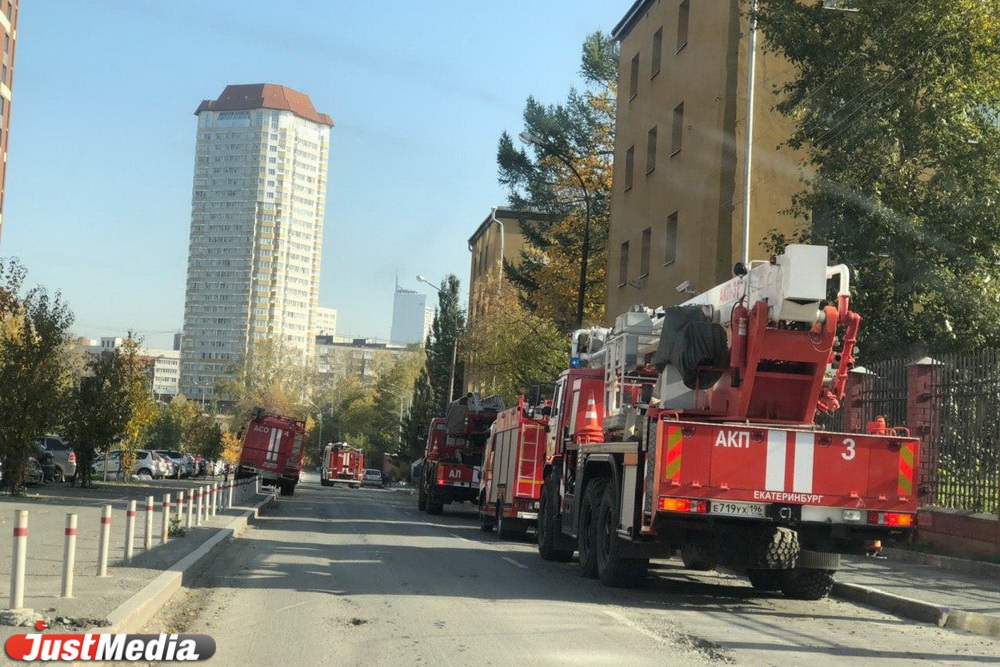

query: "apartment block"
left=607, top=0, right=803, bottom=321
left=0, top=1, right=18, bottom=242
left=180, top=84, right=333, bottom=401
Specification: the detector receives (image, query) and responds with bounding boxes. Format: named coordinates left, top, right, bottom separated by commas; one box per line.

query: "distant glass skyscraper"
left=180, top=84, right=333, bottom=403
left=391, top=281, right=434, bottom=345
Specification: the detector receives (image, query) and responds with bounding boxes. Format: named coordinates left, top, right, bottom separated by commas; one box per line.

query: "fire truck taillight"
left=659, top=497, right=708, bottom=513
left=867, top=511, right=914, bottom=527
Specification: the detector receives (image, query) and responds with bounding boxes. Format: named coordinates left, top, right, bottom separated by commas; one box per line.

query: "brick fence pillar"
left=843, top=368, right=874, bottom=433
left=906, top=357, right=943, bottom=496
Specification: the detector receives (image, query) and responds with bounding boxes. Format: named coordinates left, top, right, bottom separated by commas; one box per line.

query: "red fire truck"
left=478, top=397, right=548, bottom=539
left=534, top=245, right=918, bottom=599
left=320, top=442, right=364, bottom=488
left=418, top=393, right=504, bottom=515
left=236, top=408, right=306, bottom=496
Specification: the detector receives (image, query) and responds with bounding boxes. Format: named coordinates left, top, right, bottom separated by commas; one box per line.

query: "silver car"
left=37, top=435, right=77, bottom=483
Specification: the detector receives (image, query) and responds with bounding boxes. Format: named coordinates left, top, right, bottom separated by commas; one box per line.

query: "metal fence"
left=924, top=350, right=1000, bottom=514
left=815, top=357, right=908, bottom=433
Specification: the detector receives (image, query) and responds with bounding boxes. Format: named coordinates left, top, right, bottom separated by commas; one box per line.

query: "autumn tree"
left=756, top=0, right=1000, bottom=359
left=464, top=277, right=567, bottom=406
left=217, top=339, right=313, bottom=428
left=0, top=259, right=75, bottom=493
left=497, top=31, right=618, bottom=331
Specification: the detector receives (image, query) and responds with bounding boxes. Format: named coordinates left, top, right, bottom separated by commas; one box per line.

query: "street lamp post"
left=518, top=131, right=594, bottom=330
left=416, top=275, right=459, bottom=405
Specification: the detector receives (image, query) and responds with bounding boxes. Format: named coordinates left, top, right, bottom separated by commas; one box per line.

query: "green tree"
left=400, top=275, right=467, bottom=462
left=756, top=0, right=1000, bottom=360
left=0, top=259, right=74, bottom=493
left=497, top=31, right=618, bottom=331
left=117, top=336, right=157, bottom=475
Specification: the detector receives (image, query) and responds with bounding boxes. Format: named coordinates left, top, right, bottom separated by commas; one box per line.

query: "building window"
left=619, top=241, right=630, bottom=287
left=651, top=27, right=663, bottom=78
left=640, top=227, right=651, bottom=278
left=665, top=212, right=678, bottom=265
left=624, top=146, right=635, bottom=190
left=671, top=102, right=684, bottom=156
left=646, top=127, right=657, bottom=174
left=677, top=0, right=690, bottom=53
left=629, top=53, right=639, bottom=100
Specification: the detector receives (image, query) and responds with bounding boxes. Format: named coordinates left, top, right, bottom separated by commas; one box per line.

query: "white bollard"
left=61, top=514, right=77, bottom=598
left=185, top=488, right=193, bottom=529
left=199, top=486, right=206, bottom=525
left=97, top=505, right=112, bottom=577
left=161, top=493, right=171, bottom=544
left=227, top=480, right=233, bottom=509
left=144, top=495, right=154, bottom=550
left=255, top=475, right=261, bottom=495
left=124, top=500, right=136, bottom=563
left=9, top=510, right=28, bottom=609
left=210, top=483, right=217, bottom=517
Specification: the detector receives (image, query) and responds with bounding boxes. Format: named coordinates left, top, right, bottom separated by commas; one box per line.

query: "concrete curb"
left=881, top=547, right=1000, bottom=579
left=832, top=582, right=1000, bottom=638
left=88, top=492, right=277, bottom=635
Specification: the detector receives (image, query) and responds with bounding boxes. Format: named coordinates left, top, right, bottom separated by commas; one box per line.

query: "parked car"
left=92, top=449, right=161, bottom=478
left=156, top=450, right=191, bottom=478
left=37, top=435, right=77, bottom=483
left=150, top=451, right=171, bottom=478
left=25, top=457, right=44, bottom=486
left=30, top=442, right=55, bottom=482
left=361, top=468, right=383, bottom=487
left=183, top=453, right=197, bottom=477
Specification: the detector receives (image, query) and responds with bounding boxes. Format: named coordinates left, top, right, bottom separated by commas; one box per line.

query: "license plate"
left=710, top=501, right=766, bottom=517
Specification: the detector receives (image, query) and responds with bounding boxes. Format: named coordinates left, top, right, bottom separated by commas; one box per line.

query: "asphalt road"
left=139, top=473, right=999, bottom=666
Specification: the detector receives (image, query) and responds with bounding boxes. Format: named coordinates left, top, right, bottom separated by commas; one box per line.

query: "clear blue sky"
left=1, top=0, right=619, bottom=349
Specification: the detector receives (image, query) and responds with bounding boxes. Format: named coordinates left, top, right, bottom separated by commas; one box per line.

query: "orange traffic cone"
left=575, top=392, right=605, bottom=444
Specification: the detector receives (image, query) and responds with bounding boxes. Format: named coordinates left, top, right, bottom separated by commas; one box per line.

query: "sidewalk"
left=0, top=478, right=264, bottom=644
left=835, top=549, right=1000, bottom=637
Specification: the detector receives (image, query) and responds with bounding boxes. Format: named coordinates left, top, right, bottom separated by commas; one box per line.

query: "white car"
left=92, top=449, right=162, bottom=478
left=361, top=468, right=384, bottom=487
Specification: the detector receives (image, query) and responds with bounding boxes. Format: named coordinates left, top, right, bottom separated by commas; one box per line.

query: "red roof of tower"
left=195, top=84, right=334, bottom=127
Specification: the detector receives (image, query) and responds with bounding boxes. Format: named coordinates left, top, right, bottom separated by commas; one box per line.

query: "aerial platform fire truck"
left=535, top=245, right=918, bottom=599
left=236, top=408, right=306, bottom=496
left=478, top=396, right=549, bottom=539
left=418, top=393, right=504, bottom=515
left=321, top=442, right=364, bottom=488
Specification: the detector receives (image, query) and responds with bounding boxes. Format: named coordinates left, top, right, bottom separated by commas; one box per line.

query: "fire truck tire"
left=497, top=507, right=527, bottom=540
left=282, top=481, right=296, bottom=496
left=779, top=569, right=835, bottom=600
left=418, top=485, right=428, bottom=511
left=320, top=479, right=330, bottom=487
left=680, top=543, right=717, bottom=571
left=746, top=569, right=784, bottom=591
left=577, top=478, right=608, bottom=578
left=596, top=485, right=648, bottom=588
left=755, top=527, right=800, bottom=570
left=427, top=499, right=444, bottom=515
left=537, top=478, right=573, bottom=562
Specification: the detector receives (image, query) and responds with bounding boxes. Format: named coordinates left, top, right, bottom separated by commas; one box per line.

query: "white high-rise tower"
left=180, top=84, right=333, bottom=404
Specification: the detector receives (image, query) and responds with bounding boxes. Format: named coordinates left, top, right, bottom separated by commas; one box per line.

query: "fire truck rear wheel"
left=537, top=477, right=573, bottom=562
left=418, top=485, right=428, bottom=511
left=320, top=479, right=330, bottom=487
left=596, top=484, right=648, bottom=588
left=746, top=568, right=784, bottom=591
left=426, top=499, right=444, bottom=515
left=578, top=478, right=608, bottom=578
left=779, top=568, right=835, bottom=600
